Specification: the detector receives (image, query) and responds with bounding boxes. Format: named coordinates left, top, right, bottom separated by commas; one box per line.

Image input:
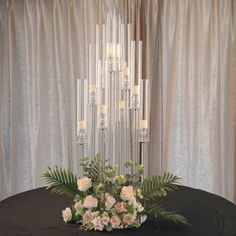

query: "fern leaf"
left=144, top=204, right=188, bottom=224
left=142, top=173, right=180, bottom=200
left=42, top=166, right=78, bottom=197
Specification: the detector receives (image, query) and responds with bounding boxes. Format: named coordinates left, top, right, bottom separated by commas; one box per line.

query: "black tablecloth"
left=0, top=186, right=236, bottom=236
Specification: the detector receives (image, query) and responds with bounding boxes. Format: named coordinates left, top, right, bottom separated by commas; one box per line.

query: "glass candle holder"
left=77, top=129, right=87, bottom=145
left=138, top=128, right=150, bottom=143
left=98, top=112, right=106, bottom=130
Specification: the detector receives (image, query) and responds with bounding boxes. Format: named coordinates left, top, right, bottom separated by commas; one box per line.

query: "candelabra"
left=77, top=9, right=150, bottom=177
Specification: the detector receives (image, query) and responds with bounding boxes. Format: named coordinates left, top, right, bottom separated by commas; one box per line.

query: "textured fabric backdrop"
left=0, top=0, right=235, bottom=202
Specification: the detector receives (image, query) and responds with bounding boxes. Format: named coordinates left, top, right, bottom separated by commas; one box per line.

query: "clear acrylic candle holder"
left=77, top=129, right=87, bottom=145
left=89, top=91, right=96, bottom=106
left=98, top=113, right=106, bottom=130
left=138, top=128, right=150, bottom=143
left=132, top=94, right=139, bottom=110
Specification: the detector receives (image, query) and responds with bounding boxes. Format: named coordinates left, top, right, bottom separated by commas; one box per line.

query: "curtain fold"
left=0, top=0, right=235, bottom=203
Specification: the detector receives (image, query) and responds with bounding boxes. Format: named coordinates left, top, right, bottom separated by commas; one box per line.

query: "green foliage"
left=81, top=154, right=108, bottom=182
left=41, top=157, right=188, bottom=226
left=42, top=166, right=78, bottom=197
left=144, top=204, right=188, bottom=224
left=142, top=173, right=180, bottom=200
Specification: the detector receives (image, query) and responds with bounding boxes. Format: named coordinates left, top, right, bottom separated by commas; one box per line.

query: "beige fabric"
left=0, top=0, right=235, bottom=202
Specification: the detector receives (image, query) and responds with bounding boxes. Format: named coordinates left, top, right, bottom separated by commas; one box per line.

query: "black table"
left=0, top=186, right=236, bottom=236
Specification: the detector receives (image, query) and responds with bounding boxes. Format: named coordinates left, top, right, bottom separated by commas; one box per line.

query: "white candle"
left=89, top=84, right=96, bottom=93
left=77, top=79, right=80, bottom=123
left=132, top=85, right=140, bottom=95
left=78, top=120, right=86, bottom=130
left=99, top=104, right=106, bottom=114
left=116, top=44, right=121, bottom=58
left=107, top=43, right=115, bottom=58
left=140, top=120, right=148, bottom=129
left=123, top=67, right=129, bottom=76
left=119, top=100, right=125, bottom=109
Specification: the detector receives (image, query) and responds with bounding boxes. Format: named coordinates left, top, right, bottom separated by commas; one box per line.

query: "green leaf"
left=144, top=204, right=188, bottom=224
left=41, top=166, right=78, bottom=197
left=142, top=173, right=180, bottom=200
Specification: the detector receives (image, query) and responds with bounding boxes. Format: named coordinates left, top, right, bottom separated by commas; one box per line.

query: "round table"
left=0, top=186, right=236, bottom=236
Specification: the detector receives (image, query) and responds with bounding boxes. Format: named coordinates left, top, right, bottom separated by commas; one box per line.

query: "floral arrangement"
left=42, top=155, right=187, bottom=231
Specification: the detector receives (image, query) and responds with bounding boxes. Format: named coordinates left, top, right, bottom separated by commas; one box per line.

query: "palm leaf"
left=142, top=173, right=180, bottom=200
left=42, top=166, right=78, bottom=197
left=144, top=204, right=188, bottom=224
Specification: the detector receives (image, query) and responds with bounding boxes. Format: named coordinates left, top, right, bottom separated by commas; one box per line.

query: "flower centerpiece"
left=42, top=155, right=187, bottom=231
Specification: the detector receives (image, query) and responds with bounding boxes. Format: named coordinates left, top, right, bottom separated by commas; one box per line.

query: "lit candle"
left=119, top=100, right=125, bottom=109
left=123, top=67, right=129, bottom=76
left=140, top=120, right=148, bottom=129
left=99, top=104, right=106, bottom=114
left=78, top=120, right=86, bottom=130
left=107, top=43, right=116, bottom=58
left=132, top=85, right=140, bottom=95
left=116, top=44, right=121, bottom=58
left=89, top=84, right=96, bottom=93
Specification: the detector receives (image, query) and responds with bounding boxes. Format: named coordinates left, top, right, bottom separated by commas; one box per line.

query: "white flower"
left=120, top=186, right=135, bottom=201
left=137, top=202, right=144, bottom=212
left=92, top=216, right=104, bottom=231
left=62, top=207, right=72, bottom=223
left=74, top=201, right=83, bottom=214
left=83, top=195, right=98, bottom=208
left=105, top=194, right=116, bottom=210
left=140, top=215, right=147, bottom=224
left=77, top=177, right=92, bottom=192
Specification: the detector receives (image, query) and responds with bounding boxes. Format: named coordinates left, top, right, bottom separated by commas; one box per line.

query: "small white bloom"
left=74, top=201, right=83, bottom=214
left=140, top=215, right=147, bottom=224
left=77, top=177, right=92, bottom=192
left=62, top=207, right=72, bottom=223
left=137, top=202, right=144, bottom=212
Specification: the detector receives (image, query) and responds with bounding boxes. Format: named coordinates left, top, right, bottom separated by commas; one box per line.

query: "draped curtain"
left=0, top=0, right=235, bottom=202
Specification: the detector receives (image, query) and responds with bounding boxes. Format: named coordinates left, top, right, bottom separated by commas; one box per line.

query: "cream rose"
left=120, top=186, right=135, bottom=201
left=83, top=195, right=98, bottom=209
left=62, top=207, right=72, bottom=223
left=77, top=177, right=92, bottom=192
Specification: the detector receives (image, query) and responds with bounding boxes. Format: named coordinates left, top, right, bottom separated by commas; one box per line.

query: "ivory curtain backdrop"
left=0, top=0, right=235, bottom=202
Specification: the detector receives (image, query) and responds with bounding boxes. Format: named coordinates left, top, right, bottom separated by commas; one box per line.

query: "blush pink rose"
left=83, top=211, right=93, bottom=224
left=111, top=215, right=121, bottom=228
left=114, top=202, right=126, bottom=213
left=123, top=213, right=136, bottom=225
left=92, top=216, right=104, bottom=231
left=83, top=195, right=98, bottom=209
left=105, top=194, right=116, bottom=210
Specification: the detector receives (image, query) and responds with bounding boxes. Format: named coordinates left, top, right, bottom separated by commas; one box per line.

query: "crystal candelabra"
left=76, top=9, right=150, bottom=177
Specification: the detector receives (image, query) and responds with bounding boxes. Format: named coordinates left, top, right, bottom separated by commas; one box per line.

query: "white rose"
left=77, top=177, right=92, bottom=192
left=62, top=207, right=72, bottom=223
left=74, top=201, right=83, bottom=214
left=120, top=186, right=135, bottom=201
